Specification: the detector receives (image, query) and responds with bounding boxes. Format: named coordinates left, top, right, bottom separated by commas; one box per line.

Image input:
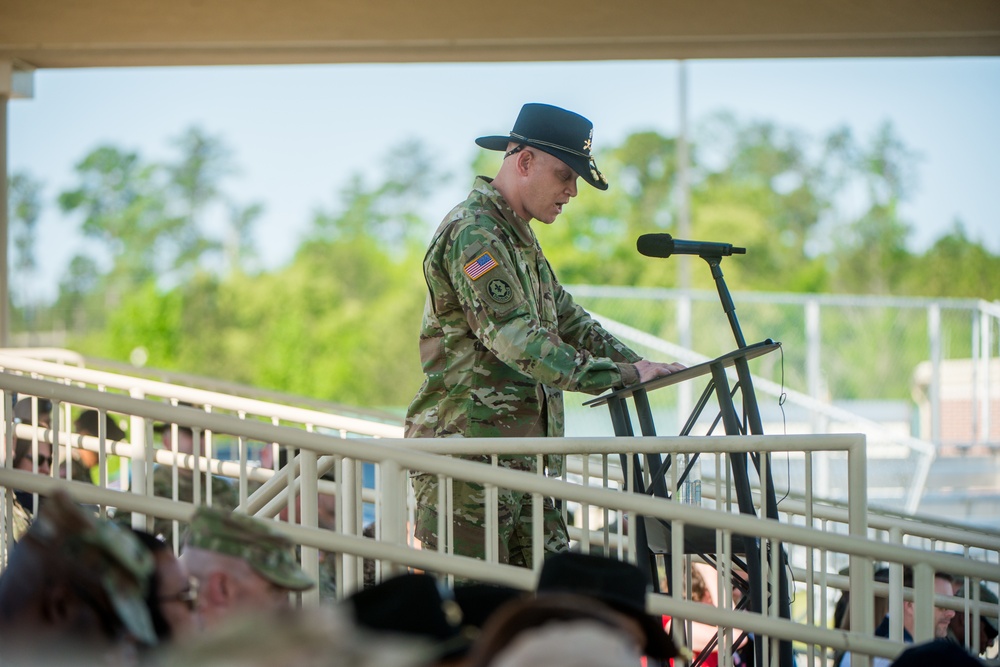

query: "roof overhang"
left=2, top=0, right=999, bottom=70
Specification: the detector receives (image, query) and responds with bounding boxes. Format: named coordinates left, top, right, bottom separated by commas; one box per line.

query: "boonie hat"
left=476, top=103, right=609, bottom=190
left=537, top=551, right=679, bottom=660
left=183, top=506, right=315, bottom=591
left=26, top=491, right=158, bottom=645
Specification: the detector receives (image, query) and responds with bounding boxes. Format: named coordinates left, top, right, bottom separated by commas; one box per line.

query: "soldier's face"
left=156, top=553, right=201, bottom=639
left=523, top=149, right=579, bottom=224
left=237, top=571, right=292, bottom=612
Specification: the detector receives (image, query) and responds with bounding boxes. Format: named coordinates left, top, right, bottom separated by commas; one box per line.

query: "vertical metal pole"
left=928, top=304, right=942, bottom=446
left=982, top=306, right=993, bottom=443
left=676, top=61, right=692, bottom=290
left=972, top=310, right=981, bottom=443
left=806, top=300, right=822, bottom=432
left=676, top=61, right=693, bottom=429
left=0, top=90, right=9, bottom=346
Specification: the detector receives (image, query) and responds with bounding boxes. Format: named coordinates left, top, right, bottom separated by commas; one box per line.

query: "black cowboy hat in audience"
left=536, top=551, right=679, bottom=660
left=345, top=573, right=470, bottom=660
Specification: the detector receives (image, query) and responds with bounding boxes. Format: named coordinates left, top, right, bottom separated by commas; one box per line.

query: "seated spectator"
left=465, top=593, right=650, bottom=667
left=838, top=567, right=955, bottom=667
left=948, top=582, right=999, bottom=657
left=0, top=491, right=157, bottom=664
left=131, top=529, right=201, bottom=644
left=489, top=620, right=641, bottom=667
left=69, top=409, right=128, bottom=487
left=12, top=395, right=52, bottom=430
left=115, top=421, right=239, bottom=541
left=179, top=505, right=314, bottom=630
left=345, top=572, right=469, bottom=666
left=160, top=605, right=428, bottom=667
left=890, top=638, right=985, bottom=666
left=535, top=551, right=681, bottom=662
left=673, top=560, right=749, bottom=667
left=10, top=425, right=54, bottom=519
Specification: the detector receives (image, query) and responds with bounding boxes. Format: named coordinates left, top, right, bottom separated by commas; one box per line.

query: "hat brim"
left=476, top=135, right=609, bottom=191
left=253, top=563, right=316, bottom=592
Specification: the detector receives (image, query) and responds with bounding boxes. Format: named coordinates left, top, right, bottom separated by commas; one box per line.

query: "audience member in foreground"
left=178, top=505, right=314, bottom=630
left=0, top=490, right=157, bottom=665
left=162, top=605, right=430, bottom=667
left=535, top=551, right=682, bottom=663
left=131, top=528, right=201, bottom=644
left=465, top=593, right=649, bottom=667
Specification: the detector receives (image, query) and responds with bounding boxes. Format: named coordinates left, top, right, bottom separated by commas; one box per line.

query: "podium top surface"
left=584, top=339, right=780, bottom=408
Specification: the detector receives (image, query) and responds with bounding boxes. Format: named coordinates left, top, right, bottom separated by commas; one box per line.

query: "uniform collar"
left=473, top=176, right=535, bottom=247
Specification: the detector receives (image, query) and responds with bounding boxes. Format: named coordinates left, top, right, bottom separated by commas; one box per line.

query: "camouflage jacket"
left=114, top=466, right=239, bottom=542
left=405, top=177, right=641, bottom=441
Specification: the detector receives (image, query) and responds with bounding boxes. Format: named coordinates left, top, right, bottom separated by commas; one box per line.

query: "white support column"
left=0, top=87, right=8, bottom=347
left=676, top=61, right=693, bottom=427
left=0, top=61, right=34, bottom=348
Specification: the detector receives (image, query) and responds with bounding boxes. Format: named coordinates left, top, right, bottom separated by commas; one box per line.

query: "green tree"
left=311, top=140, right=448, bottom=251
left=828, top=121, right=919, bottom=294
left=166, top=127, right=231, bottom=273
left=908, top=220, right=1000, bottom=299
left=226, top=202, right=264, bottom=276
left=58, top=145, right=179, bottom=294
left=8, top=171, right=43, bottom=307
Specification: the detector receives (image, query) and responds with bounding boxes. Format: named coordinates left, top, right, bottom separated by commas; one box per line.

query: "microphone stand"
left=698, top=251, right=792, bottom=667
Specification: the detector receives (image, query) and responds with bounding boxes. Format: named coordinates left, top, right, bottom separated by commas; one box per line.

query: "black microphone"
left=636, top=233, right=746, bottom=258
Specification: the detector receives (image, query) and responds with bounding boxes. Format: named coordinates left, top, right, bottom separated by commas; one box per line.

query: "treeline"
left=9, top=116, right=999, bottom=407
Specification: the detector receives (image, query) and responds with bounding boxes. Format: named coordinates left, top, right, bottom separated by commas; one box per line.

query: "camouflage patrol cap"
left=476, top=103, right=609, bottom=191
left=183, top=506, right=315, bottom=592
left=26, top=491, right=157, bottom=645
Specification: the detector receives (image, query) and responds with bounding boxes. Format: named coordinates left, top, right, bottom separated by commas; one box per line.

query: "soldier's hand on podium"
left=635, top=360, right=686, bottom=383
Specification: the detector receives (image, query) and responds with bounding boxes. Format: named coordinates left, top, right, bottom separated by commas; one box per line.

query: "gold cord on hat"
left=508, top=132, right=592, bottom=157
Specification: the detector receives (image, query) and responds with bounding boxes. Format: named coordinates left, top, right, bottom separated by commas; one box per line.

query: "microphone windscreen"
left=636, top=233, right=674, bottom=258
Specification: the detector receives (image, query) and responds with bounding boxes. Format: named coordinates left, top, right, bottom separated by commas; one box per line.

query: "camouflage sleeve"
left=442, top=225, right=631, bottom=393
left=549, top=263, right=643, bottom=364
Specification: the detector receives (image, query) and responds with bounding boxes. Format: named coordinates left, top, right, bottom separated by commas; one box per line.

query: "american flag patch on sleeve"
left=463, top=251, right=498, bottom=280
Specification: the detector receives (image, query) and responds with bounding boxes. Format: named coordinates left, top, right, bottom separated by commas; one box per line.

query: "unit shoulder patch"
left=487, top=278, right=513, bottom=303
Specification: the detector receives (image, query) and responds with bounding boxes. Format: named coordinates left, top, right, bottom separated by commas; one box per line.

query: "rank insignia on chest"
left=464, top=251, right=499, bottom=281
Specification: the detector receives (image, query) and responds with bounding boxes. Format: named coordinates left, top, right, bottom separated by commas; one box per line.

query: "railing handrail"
left=0, top=355, right=402, bottom=439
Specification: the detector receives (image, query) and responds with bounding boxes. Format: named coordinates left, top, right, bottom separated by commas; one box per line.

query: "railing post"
left=128, top=388, right=147, bottom=530
left=299, top=447, right=319, bottom=607
left=912, top=563, right=936, bottom=642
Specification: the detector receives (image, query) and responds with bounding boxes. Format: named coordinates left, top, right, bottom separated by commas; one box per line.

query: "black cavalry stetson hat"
left=536, top=551, right=680, bottom=660
left=476, top=103, right=609, bottom=191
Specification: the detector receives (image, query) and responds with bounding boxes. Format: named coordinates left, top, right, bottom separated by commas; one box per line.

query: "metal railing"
left=3, top=360, right=1000, bottom=666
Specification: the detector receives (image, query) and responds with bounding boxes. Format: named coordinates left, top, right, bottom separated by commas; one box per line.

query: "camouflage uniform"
left=115, top=466, right=240, bottom=542
left=1, top=493, right=32, bottom=567
left=405, top=177, right=642, bottom=566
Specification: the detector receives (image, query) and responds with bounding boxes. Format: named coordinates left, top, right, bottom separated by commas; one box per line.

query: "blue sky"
left=9, top=57, right=999, bottom=302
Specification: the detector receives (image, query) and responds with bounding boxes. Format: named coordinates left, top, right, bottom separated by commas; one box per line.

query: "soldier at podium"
left=405, top=103, right=684, bottom=567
